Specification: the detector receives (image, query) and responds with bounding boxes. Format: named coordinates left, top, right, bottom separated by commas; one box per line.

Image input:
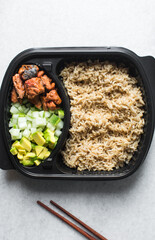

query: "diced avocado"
left=17, top=153, right=24, bottom=160
left=29, top=134, right=34, bottom=141
left=34, top=160, right=41, bottom=166
left=10, top=147, right=18, bottom=155
left=31, top=143, right=37, bottom=149
left=24, top=152, right=36, bottom=159
left=38, top=147, right=49, bottom=160
left=12, top=141, right=25, bottom=150
left=44, top=128, right=56, bottom=144
left=48, top=136, right=58, bottom=149
left=22, top=159, right=34, bottom=166
left=58, top=109, right=64, bottom=119
left=32, top=132, right=46, bottom=146
left=50, top=114, right=60, bottom=126
left=20, top=137, right=32, bottom=152
left=44, top=151, right=51, bottom=159
left=18, top=149, right=26, bottom=155
left=34, top=146, right=44, bottom=156
left=49, top=142, right=56, bottom=150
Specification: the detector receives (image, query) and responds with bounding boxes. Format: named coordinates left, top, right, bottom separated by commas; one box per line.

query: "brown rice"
left=60, top=60, right=145, bottom=171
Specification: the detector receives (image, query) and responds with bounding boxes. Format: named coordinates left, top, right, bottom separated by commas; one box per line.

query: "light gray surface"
left=0, top=0, right=155, bottom=239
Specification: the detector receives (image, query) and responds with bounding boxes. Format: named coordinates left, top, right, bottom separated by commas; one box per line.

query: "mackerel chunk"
left=12, top=74, right=25, bottom=99
left=24, top=77, right=45, bottom=99
left=18, top=65, right=39, bottom=80
left=11, top=87, right=18, bottom=103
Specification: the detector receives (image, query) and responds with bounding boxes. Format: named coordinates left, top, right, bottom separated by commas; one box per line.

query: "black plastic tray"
left=0, top=47, right=155, bottom=180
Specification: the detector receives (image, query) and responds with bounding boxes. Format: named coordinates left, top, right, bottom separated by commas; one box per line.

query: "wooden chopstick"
left=50, top=200, right=107, bottom=240
left=37, top=201, right=96, bottom=240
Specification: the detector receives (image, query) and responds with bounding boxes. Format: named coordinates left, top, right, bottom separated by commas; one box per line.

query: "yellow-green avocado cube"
left=17, top=153, right=24, bottom=160
left=24, top=152, right=36, bottom=159
left=34, top=146, right=44, bottom=156
left=34, top=160, right=41, bottom=166
left=18, top=149, right=26, bottom=155
left=10, top=147, right=18, bottom=155
left=32, top=132, right=46, bottom=146
left=38, top=147, right=50, bottom=160
left=20, top=137, right=32, bottom=152
left=44, top=129, right=56, bottom=144
left=22, top=159, right=34, bottom=166
left=12, top=141, right=24, bottom=151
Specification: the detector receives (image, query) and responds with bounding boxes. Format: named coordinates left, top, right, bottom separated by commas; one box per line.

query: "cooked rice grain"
left=60, top=60, right=145, bottom=171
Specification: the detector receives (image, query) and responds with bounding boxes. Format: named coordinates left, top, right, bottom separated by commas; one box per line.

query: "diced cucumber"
left=26, top=116, right=33, bottom=121
left=47, top=122, right=55, bottom=131
left=9, top=122, right=13, bottom=127
left=31, top=128, right=37, bottom=134
left=56, top=120, right=64, bottom=130
left=12, top=114, right=19, bottom=119
left=32, top=111, right=39, bottom=118
left=58, top=109, right=64, bottom=119
left=18, top=117, right=26, bottom=123
left=22, top=129, right=30, bottom=138
left=54, top=129, right=62, bottom=137
left=27, top=123, right=32, bottom=129
left=18, top=106, right=24, bottom=112
left=11, top=118, right=18, bottom=124
left=27, top=110, right=32, bottom=116
left=13, top=103, right=21, bottom=108
left=31, top=107, right=36, bottom=112
left=24, top=108, right=29, bottom=114
left=10, top=106, right=19, bottom=114
left=50, top=114, right=60, bottom=126
left=33, top=118, right=46, bottom=128
left=18, top=113, right=26, bottom=117
left=18, top=121, right=27, bottom=130
left=12, top=134, right=22, bottom=140
left=9, top=128, right=20, bottom=137
left=44, top=111, right=51, bottom=118
left=39, top=111, right=44, bottom=118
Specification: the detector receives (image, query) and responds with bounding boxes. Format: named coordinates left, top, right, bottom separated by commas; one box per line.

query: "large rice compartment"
left=59, top=60, right=145, bottom=172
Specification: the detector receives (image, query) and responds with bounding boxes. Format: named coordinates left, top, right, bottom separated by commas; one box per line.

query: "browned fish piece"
left=41, top=75, right=55, bottom=91
left=46, top=101, right=57, bottom=110
left=37, top=70, right=44, bottom=78
left=11, top=87, right=18, bottom=103
left=45, top=89, right=62, bottom=105
left=29, top=95, right=42, bottom=109
left=12, top=74, right=25, bottom=99
left=18, top=65, right=39, bottom=80
left=40, top=96, right=48, bottom=111
left=24, top=77, right=45, bottom=99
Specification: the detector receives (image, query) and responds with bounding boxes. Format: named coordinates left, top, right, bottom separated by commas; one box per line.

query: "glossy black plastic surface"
left=0, top=47, right=155, bottom=180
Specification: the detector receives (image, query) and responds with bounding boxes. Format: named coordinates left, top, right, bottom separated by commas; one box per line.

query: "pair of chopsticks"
left=37, top=200, right=107, bottom=240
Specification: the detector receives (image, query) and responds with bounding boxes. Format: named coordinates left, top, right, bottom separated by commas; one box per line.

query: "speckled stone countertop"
left=0, top=0, right=155, bottom=239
